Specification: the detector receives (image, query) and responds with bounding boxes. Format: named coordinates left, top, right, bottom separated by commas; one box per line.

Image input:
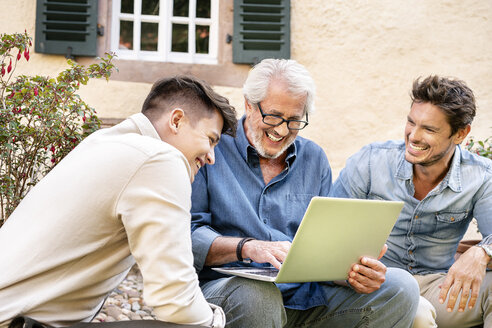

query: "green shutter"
left=35, top=0, right=98, bottom=57
left=233, top=0, right=290, bottom=65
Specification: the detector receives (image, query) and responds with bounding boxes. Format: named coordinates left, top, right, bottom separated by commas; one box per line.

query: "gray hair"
left=243, top=59, right=316, bottom=114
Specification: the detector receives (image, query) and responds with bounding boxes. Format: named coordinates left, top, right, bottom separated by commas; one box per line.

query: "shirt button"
left=263, top=219, right=267, bottom=223
left=409, top=266, right=413, bottom=270
left=415, top=215, right=419, bottom=219
left=450, top=217, right=455, bottom=222
left=409, top=250, right=413, bottom=255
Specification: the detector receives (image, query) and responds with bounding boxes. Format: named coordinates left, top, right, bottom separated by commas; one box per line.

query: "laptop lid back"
left=275, top=197, right=403, bottom=283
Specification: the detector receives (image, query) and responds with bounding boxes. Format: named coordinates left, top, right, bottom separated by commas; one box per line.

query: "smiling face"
left=157, top=107, right=223, bottom=180
left=404, top=102, right=468, bottom=168
left=178, top=110, right=223, bottom=178
left=244, top=80, right=307, bottom=159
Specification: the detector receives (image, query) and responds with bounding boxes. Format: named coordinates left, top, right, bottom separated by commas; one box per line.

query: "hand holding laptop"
left=347, top=244, right=388, bottom=294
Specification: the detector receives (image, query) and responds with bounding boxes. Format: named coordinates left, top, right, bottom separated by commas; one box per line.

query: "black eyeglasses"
left=256, top=103, right=309, bottom=130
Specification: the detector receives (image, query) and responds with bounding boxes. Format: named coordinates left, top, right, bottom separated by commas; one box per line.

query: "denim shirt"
left=331, top=140, right=492, bottom=274
left=191, top=117, right=333, bottom=310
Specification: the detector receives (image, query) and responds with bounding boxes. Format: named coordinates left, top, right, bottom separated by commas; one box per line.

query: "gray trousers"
left=201, top=267, right=420, bottom=328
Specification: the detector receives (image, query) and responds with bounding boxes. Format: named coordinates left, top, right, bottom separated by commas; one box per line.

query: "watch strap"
left=236, top=237, right=255, bottom=262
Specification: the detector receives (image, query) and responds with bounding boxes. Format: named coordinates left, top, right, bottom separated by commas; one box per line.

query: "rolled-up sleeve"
left=474, top=167, right=492, bottom=246
left=190, top=167, right=222, bottom=273
left=116, top=152, right=213, bottom=326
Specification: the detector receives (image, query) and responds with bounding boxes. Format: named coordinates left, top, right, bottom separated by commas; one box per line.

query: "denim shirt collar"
left=234, top=116, right=297, bottom=167
left=395, top=144, right=462, bottom=193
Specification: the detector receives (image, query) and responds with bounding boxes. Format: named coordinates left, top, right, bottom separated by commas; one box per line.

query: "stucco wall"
left=2, top=0, right=491, bottom=177
left=292, top=0, right=492, bottom=176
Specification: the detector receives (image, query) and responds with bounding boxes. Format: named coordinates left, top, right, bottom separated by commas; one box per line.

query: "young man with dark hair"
left=0, top=75, right=237, bottom=328
left=332, top=75, right=492, bottom=327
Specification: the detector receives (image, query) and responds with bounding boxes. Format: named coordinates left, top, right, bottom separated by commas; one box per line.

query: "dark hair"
left=411, top=75, right=476, bottom=136
left=142, top=75, right=237, bottom=136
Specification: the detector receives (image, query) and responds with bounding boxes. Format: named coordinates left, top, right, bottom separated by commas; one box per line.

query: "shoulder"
left=351, top=140, right=405, bottom=160
left=459, top=146, right=492, bottom=176
left=294, top=135, right=328, bottom=159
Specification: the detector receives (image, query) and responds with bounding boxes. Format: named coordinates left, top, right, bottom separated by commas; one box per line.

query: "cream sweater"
left=0, top=114, right=213, bottom=327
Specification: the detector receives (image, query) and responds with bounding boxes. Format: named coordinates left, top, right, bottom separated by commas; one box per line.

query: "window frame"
left=110, top=0, right=219, bottom=64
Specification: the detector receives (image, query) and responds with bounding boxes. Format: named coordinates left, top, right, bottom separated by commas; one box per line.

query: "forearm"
left=205, top=236, right=242, bottom=266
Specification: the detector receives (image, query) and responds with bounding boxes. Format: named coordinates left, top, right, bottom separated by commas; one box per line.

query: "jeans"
left=201, top=267, right=419, bottom=328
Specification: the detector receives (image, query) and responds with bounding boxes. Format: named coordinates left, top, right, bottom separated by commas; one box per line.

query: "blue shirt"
left=331, top=140, right=492, bottom=274
left=191, top=117, right=333, bottom=310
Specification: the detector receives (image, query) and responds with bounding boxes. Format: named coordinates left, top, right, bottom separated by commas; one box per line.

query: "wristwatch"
left=480, top=244, right=492, bottom=259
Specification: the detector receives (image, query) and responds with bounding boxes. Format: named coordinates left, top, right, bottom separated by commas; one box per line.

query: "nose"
left=206, top=147, right=215, bottom=165
left=408, top=126, right=423, bottom=141
left=273, top=121, right=290, bottom=137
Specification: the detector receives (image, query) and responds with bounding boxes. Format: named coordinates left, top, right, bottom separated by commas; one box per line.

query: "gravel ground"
left=91, top=265, right=157, bottom=323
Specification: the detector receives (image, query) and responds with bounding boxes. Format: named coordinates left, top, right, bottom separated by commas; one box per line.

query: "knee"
left=412, top=296, right=437, bottom=328
left=228, top=278, right=283, bottom=311
left=384, top=268, right=421, bottom=310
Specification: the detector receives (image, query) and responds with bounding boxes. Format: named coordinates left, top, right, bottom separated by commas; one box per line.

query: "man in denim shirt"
left=332, top=76, right=492, bottom=328
left=191, top=59, right=419, bottom=327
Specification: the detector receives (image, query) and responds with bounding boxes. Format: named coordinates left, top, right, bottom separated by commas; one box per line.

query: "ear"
left=244, top=98, right=253, bottom=113
left=453, top=124, right=471, bottom=145
left=169, top=108, right=185, bottom=134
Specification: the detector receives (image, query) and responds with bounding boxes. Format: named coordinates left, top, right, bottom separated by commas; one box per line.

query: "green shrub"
left=465, top=134, right=492, bottom=160
left=0, top=31, right=116, bottom=227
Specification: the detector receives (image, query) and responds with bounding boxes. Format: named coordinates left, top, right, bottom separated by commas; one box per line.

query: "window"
left=111, top=0, right=218, bottom=64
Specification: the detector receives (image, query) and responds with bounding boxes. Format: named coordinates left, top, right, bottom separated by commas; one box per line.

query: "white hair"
left=243, top=59, right=316, bottom=114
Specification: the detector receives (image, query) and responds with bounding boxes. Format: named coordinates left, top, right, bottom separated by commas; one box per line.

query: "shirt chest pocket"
left=433, top=211, right=470, bottom=240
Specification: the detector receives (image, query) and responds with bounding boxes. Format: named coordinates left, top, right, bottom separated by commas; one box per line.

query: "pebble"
left=91, top=265, right=157, bottom=323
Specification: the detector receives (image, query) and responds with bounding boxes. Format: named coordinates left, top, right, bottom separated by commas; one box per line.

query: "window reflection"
left=141, top=23, right=158, bottom=51
left=196, top=0, right=210, bottom=18
left=195, top=25, right=209, bottom=54
left=173, top=0, right=189, bottom=17
left=172, top=24, right=188, bottom=52
left=121, top=0, right=133, bottom=14
left=119, top=20, right=133, bottom=50
left=142, top=0, right=159, bottom=15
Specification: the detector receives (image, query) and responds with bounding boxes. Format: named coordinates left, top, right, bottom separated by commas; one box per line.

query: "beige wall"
left=2, top=0, right=491, bottom=177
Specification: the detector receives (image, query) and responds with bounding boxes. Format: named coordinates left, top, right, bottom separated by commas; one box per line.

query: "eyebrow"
left=265, top=108, right=302, bottom=120
left=407, top=116, right=439, bottom=131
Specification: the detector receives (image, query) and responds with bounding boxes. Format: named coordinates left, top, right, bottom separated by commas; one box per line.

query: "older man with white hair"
left=190, top=59, right=420, bottom=327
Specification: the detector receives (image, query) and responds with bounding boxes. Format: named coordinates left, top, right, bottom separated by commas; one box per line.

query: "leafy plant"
left=0, top=31, right=117, bottom=227
left=465, top=134, right=492, bottom=160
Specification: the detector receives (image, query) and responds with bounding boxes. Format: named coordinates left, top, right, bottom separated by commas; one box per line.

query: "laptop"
left=212, top=197, right=404, bottom=283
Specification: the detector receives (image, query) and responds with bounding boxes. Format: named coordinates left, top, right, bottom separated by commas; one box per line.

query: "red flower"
left=17, top=51, right=21, bottom=61
left=24, top=49, right=30, bottom=61
left=1, top=66, right=5, bottom=76
left=34, top=87, right=38, bottom=96
left=51, top=158, right=56, bottom=163
left=7, top=59, right=12, bottom=73
left=50, top=146, right=56, bottom=152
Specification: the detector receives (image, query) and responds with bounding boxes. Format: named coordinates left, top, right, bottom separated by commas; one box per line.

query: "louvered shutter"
left=35, top=0, right=98, bottom=57
left=233, top=0, right=290, bottom=65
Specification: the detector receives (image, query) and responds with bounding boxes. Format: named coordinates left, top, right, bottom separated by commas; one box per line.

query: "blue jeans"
left=201, top=268, right=419, bottom=328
